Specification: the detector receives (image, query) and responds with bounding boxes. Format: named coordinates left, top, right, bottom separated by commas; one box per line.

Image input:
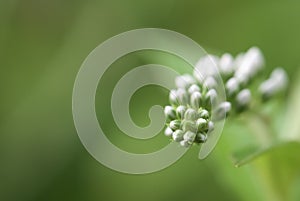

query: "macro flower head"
left=164, top=47, right=288, bottom=147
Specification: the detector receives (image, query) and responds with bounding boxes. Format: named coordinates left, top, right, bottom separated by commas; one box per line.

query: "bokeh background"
left=1, top=0, right=300, bottom=201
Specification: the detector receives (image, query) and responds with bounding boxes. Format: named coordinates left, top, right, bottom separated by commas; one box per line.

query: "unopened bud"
left=196, top=118, right=207, bottom=131
left=176, top=105, right=186, bottom=119
left=205, top=89, right=218, bottom=107
left=226, top=77, right=239, bottom=96
left=188, top=84, right=200, bottom=94
left=169, top=89, right=178, bottom=105
left=182, top=120, right=197, bottom=133
left=207, top=121, right=214, bottom=132
left=183, top=131, right=196, bottom=144
left=176, top=88, right=189, bottom=105
left=164, top=105, right=176, bottom=120
left=184, top=108, right=198, bottom=120
left=169, top=120, right=181, bottom=131
left=236, top=47, right=265, bottom=79
left=190, top=91, right=202, bottom=109
left=219, top=53, right=234, bottom=75
left=214, top=101, right=231, bottom=120
left=259, top=67, right=288, bottom=100
left=180, top=139, right=190, bottom=148
left=175, top=74, right=196, bottom=89
left=164, top=127, right=173, bottom=136
left=196, top=133, right=207, bottom=143
left=199, top=109, right=209, bottom=119
left=203, top=76, right=217, bottom=89
left=172, top=129, right=184, bottom=142
left=236, top=89, right=251, bottom=108
left=193, top=55, right=219, bottom=83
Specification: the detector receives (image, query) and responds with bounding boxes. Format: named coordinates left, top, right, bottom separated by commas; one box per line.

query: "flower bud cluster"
left=164, top=47, right=288, bottom=147
left=164, top=74, right=219, bottom=147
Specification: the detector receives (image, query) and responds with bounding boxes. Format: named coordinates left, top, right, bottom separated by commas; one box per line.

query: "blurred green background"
left=1, top=0, right=300, bottom=201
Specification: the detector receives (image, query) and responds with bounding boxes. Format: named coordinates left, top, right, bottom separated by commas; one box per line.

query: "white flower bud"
left=180, top=139, right=190, bottom=148
left=219, top=53, right=234, bottom=75
left=176, top=105, right=186, bottom=119
left=205, top=89, right=218, bottom=106
left=220, top=101, right=231, bottom=112
left=226, top=77, right=239, bottom=96
left=259, top=68, right=288, bottom=99
left=175, top=74, right=196, bottom=89
left=234, top=73, right=249, bottom=86
left=233, top=52, right=245, bottom=70
left=164, top=127, right=173, bottom=136
left=246, top=47, right=265, bottom=74
left=176, top=88, right=189, bottom=105
left=190, top=91, right=202, bottom=109
left=164, top=105, right=176, bottom=120
left=207, top=121, right=214, bottom=132
left=183, top=131, right=196, bottom=143
left=169, top=89, right=178, bottom=105
left=271, top=68, right=288, bottom=81
left=203, top=76, right=217, bottom=89
left=169, top=120, right=181, bottom=131
left=236, top=89, right=251, bottom=107
left=172, top=129, right=184, bottom=142
left=214, top=101, right=231, bottom=120
left=182, top=120, right=197, bottom=133
left=184, top=108, right=198, bottom=120
left=193, top=55, right=219, bottom=83
left=196, top=118, right=207, bottom=131
left=188, top=84, right=200, bottom=94
left=234, top=47, right=265, bottom=82
left=196, top=133, right=207, bottom=143
left=199, top=109, right=209, bottom=119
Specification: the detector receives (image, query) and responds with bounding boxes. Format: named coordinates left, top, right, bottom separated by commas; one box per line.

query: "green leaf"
left=232, top=144, right=272, bottom=167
